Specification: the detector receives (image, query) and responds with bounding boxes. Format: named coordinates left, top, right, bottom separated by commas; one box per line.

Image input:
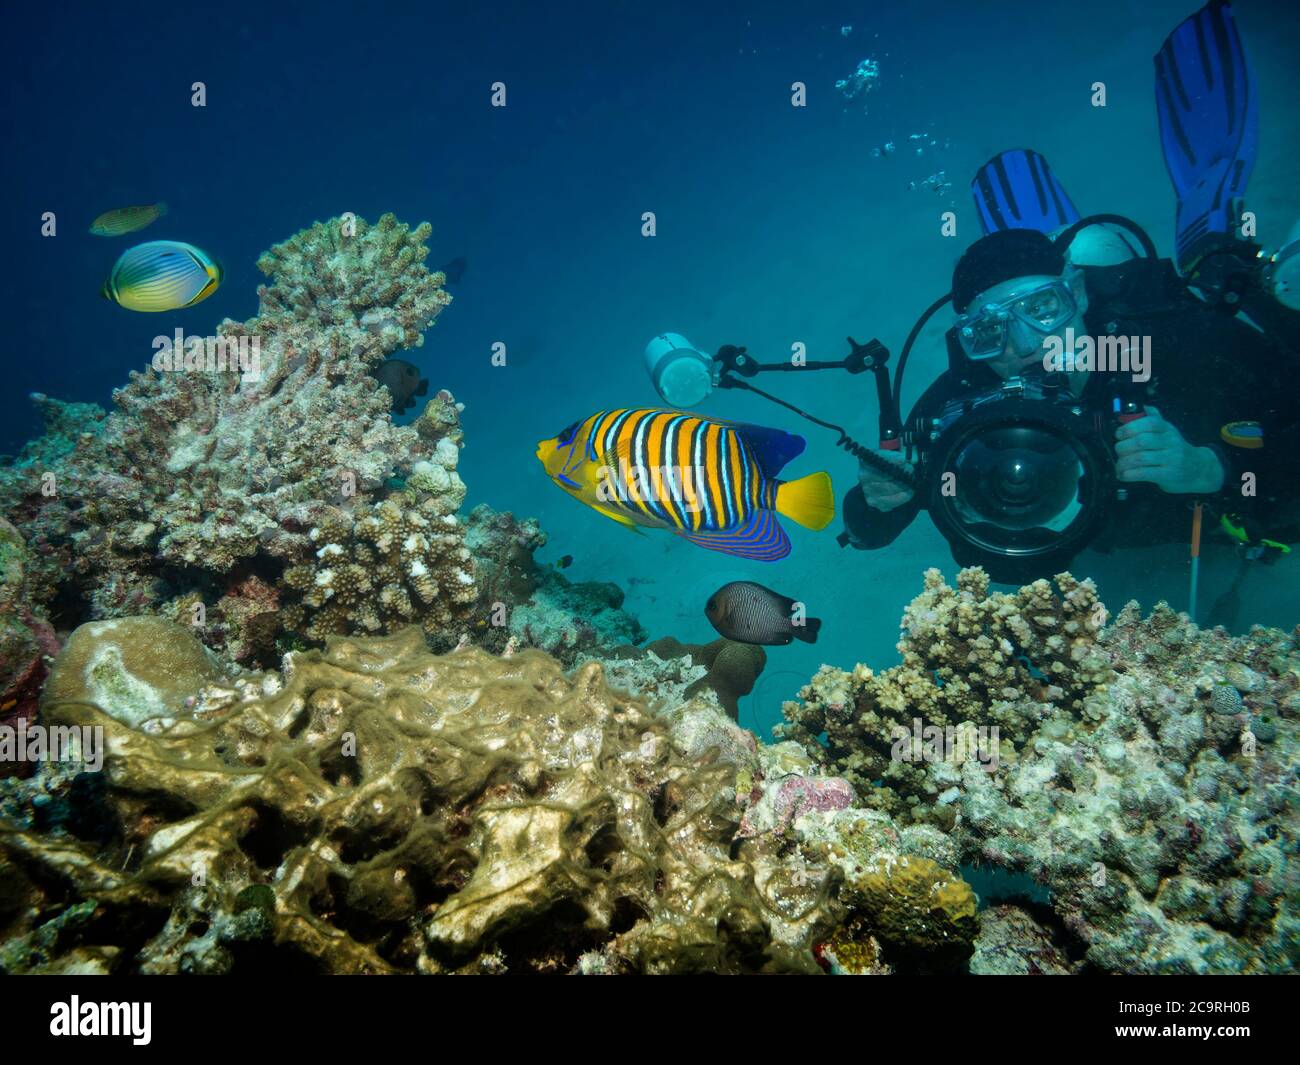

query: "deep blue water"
left=4, top=0, right=1298, bottom=734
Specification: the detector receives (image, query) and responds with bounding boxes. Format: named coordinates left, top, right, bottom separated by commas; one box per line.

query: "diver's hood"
left=1062, top=222, right=1146, bottom=268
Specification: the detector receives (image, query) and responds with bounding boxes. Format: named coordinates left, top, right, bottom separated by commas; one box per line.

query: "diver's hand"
left=858, top=449, right=916, bottom=512
left=1114, top=406, right=1226, bottom=494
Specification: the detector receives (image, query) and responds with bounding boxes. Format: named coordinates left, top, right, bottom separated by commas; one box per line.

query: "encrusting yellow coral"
left=841, top=853, right=978, bottom=971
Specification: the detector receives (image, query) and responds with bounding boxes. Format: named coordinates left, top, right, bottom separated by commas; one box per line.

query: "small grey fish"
left=705, top=581, right=820, bottom=646
left=375, top=358, right=429, bottom=414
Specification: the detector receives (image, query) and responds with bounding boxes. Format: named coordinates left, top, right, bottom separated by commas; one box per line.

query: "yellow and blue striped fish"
left=89, top=202, right=167, bottom=236
left=102, top=240, right=222, bottom=312
left=536, top=408, right=834, bottom=561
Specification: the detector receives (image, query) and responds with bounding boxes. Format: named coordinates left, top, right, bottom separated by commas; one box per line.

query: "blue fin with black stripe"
left=678, top=509, right=791, bottom=561
left=972, top=149, right=1080, bottom=235
left=1154, top=0, right=1258, bottom=272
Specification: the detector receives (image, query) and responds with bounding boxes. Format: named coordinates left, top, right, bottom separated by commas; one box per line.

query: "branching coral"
left=782, top=566, right=1300, bottom=974
left=780, top=566, right=1111, bottom=818
left=280, top=494, right=475, bottom=646
left=0, top=215, right=480, bottom=659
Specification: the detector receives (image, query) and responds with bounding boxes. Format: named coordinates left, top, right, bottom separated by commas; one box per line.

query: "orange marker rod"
left=1188, top=502, right=1204, bottom=621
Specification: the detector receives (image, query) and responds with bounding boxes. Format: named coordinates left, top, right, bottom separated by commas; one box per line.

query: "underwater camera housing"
left=657, top=330, right=1131, bottom=577
left=909, top=374, right=1119, bottom=573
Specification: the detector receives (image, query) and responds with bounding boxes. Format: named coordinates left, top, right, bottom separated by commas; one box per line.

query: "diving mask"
left=956, top=277, right=1080, bottom=360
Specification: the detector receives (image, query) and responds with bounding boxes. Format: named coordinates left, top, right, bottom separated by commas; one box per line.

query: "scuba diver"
left=840, top=222, right=1300, bottom=583
left=641, top=2, right=1299, bottom=599
left=837, top=0, right=1300, bottom=585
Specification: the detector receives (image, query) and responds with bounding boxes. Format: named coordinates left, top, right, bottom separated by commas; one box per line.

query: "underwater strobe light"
left=921, top=378, right=1116, bottom=568
left=645, top=333, right=715, bottom=407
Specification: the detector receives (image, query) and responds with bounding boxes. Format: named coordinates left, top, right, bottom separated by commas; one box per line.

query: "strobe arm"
left=712, top=337, right=917, bottom=488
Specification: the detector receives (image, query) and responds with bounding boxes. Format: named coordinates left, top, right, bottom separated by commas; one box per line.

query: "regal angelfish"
left=536, top=408, right=834, bottom=561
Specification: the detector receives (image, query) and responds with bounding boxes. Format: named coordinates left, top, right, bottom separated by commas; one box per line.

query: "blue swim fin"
left=1154, top=0, right=1258, bottom=272
left=971, top=149, right=1080, bottom=235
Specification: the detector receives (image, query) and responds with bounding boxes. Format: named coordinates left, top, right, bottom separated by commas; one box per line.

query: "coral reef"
left=0, top=520, right=60, bottom=777
left=782, top=567, right=1300, bottom=974
left=641, top=636, right=767, bottom=720
left=0, top=215, right=658, bottom=689
left=970, top=904, right=1081, bottom=975
left=464, top=505, right=646, bottom=662
left=780, top=566, right=1108, bottom=818
left=0, top=215, right=472, bottom=659
left=0, top=619, right=977, bottom=975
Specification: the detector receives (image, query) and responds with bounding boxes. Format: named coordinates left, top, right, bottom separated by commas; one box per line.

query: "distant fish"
left=554, top=554, right=573, bottom=570
left=437, top=256, right=467, bottom=285
left=89, top=202, right=167, bottom=237
left=102, top=240, right=221, bottom=312
left=536, top=408, right=834, bottom=561
left=706, top=581, right=821, bottom=645
left=375, top=358, right=428, bottom=414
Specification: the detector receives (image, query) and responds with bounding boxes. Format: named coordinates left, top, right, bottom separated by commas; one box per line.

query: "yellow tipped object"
left=776, top=471, right=835, bottom=530
left=102, top=240, right=222, bottom=312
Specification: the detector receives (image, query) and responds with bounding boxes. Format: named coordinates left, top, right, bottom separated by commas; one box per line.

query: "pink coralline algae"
left=737, top=774, right=858, bottom=839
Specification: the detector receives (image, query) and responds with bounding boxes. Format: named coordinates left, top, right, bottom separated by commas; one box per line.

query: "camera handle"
left=713, top=339, right=919, bottom=489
